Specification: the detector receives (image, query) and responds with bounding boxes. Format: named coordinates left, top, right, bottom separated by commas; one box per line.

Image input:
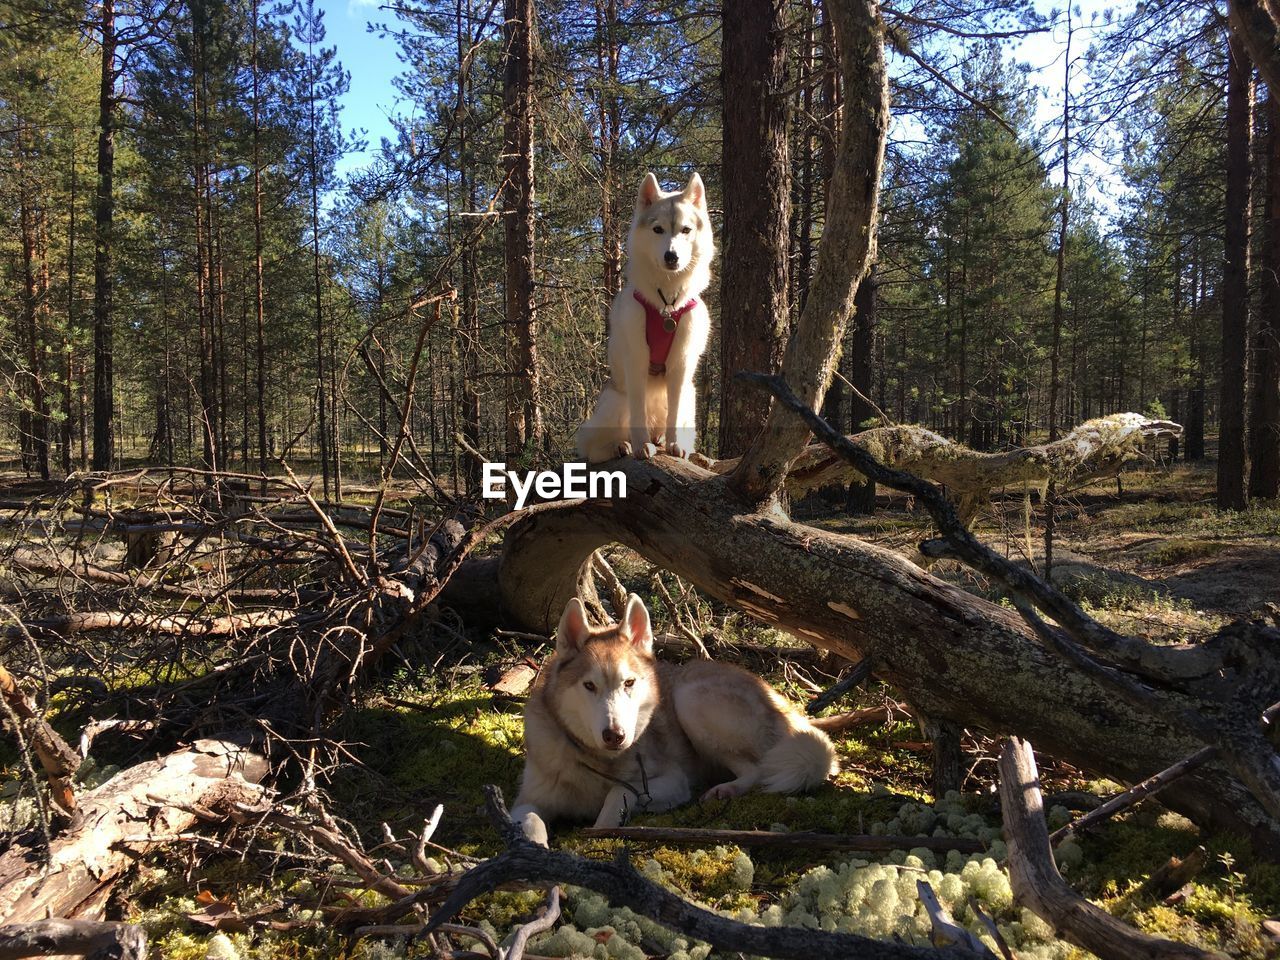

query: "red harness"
left=634, top=290, right=699, bottom=376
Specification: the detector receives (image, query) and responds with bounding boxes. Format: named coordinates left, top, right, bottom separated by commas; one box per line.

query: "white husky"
left=576, top=172, right=715, bottom=463
left=511, top=594, right=837, bottom=845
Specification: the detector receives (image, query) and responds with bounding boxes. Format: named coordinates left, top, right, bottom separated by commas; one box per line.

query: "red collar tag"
left=634, top=290, right=698, bottom=375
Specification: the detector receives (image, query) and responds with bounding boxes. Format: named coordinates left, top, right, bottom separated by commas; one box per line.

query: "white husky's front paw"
left=702, top=780, right=749, bottom=801
left=628, top=427, right=652, bottom=459
left=665, top=441, right=689, bottom=459
left=518, top=810, right=550, bottom=847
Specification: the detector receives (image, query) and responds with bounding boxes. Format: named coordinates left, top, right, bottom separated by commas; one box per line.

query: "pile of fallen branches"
left=0, top=464, right=493, bottom=739
left=0, top=460, right=507, bottom=932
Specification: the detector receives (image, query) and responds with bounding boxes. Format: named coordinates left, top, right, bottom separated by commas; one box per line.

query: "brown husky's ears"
left=681, top=172, right=706, bottom=209
left=556, top=597, right=591, bottom=656
left=619, top=593, right=653, bottom=654
left=636, top=172, right=662, bottom=210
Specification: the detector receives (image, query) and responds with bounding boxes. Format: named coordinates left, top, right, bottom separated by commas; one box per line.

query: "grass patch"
left=1103, top=500, right=1280, bottom=539
left=1142, top=537, right=1231, bottom=566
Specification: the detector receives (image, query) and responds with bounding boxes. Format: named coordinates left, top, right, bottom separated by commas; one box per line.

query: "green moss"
left=1143, top=538, right=1231, bottom=566
left=329, top=682, right=525, bottom=849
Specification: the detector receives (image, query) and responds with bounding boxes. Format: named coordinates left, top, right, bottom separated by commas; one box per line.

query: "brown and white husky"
left=511, top=594, right=837, bottom=845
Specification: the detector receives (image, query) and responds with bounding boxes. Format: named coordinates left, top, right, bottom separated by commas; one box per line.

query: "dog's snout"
left=663, top=250, right=679, bottom=266
left=601, top=727, right=625, bottom=749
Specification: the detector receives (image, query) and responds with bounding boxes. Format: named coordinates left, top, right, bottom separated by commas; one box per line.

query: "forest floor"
left=3, top=459, right=1280, bottom=959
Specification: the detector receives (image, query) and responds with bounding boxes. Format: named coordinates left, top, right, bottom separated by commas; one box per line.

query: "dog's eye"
left=583, top=681, right=596, bottom=692
left=680, top=226, right=692, bottom=234
left=652, top=225, right=664, bottom=234
left=624, top=678, right=636, bottom=689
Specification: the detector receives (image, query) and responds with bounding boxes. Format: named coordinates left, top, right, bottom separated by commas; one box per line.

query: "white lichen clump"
left=521, top=799, right=1080, bottom=960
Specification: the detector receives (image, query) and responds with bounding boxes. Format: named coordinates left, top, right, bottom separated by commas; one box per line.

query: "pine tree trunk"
left=19, top=160, right=50, bottom=481
left=458, top=0, right=481, bottom=492
left=1219, top=31, right=1253, bottom=508
left=1045, top=12, right=1073, bottom=575
left=595, top=0, right=622, bottom=328
left=1252, top=92, right=1280, bottom=498
left=502, top=0, right=541, bottom=457
left=193, top=20, right=218, bottom=475
left=18, top=131, right=50, bottom=481
left=252, top=1, right=269, bottom=483
left=1185, top=244, right=1206, bottom=461
left=63, top=142, right=77, bottom=476
left=308, top=26, right=330, bottom=499
left=91, top=0, right=116, bottom=471
left=846, top=270, right=876, bottom=513
left=718, top=0, right=790, bottom=457
left=793, top=2, right=816, bottom=316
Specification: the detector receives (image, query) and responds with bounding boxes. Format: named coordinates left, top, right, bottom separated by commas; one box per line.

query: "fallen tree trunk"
left=0, top=919, right=146, bottom=959
left=0, top=608, right=293, bottom=640
left=750, top=414, right=1182, bottom=502
left=445, top=0, right=1280, bottom=856
left=0, top=738, right=267, bottom=924
left=479, top=453, right=1280, bottom=855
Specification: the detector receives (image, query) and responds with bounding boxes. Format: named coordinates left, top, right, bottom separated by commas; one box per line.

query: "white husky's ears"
left=556, top=597, right=591, bottom=656
left=636, top=172, right=662, bottom=210
left=619, top=593, right=653, bottom=654
left=681, top=172, right=706, bottom=209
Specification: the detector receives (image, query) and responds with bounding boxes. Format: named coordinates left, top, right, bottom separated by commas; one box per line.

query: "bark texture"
left=846, top=271, right=877, bottom=512
left=0, top=920, right=146, bottom=959
left=730, top=0, right=887, bottom=502
left=92, top=0, right=116, bottom=472
left=1219, top=28, right=1252, bottom=510
left=718, top=0, right=791, bottom=457
left=503, top=0, right=541, bottom=454
left=1252, top=92, right=1280, bottom=500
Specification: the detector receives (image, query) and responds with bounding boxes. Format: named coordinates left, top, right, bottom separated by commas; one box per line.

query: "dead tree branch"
left=1048, top=747, right=1217, bottom=845
left=422, top=786, right=979, bottom=960
left=997, top=738, right=1224, bottom=960
left=746, top=372, right=1280, bottom=828
left=0, top=660, right=79, bottom=813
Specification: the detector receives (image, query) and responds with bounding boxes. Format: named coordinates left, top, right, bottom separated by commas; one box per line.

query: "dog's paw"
left=632, top=442, right=658, bottom=460
left=629, top=429, right=650, bottom=458
left=701, top=781, right=748, bottom=802
left=517, top=811, right=550, bottom=847
left=616, top=441, right=633, bottom=458
left=665, top=441, right=689, bottom=459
